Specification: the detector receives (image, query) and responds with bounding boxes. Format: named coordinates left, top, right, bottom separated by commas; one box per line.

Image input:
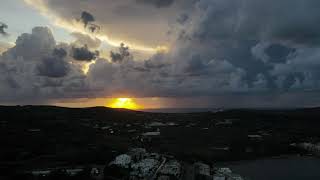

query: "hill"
left=1, top=106, right=320, bottom=176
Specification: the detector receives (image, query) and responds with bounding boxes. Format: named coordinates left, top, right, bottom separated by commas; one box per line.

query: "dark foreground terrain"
left=1, top=106, right=320, bottom=179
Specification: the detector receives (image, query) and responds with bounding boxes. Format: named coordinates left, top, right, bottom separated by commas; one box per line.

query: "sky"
left=1, top=0, right=320, bottom=108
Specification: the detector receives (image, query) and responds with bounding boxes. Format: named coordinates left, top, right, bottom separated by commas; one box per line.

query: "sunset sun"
left=108, top=98, right=141, bottom=110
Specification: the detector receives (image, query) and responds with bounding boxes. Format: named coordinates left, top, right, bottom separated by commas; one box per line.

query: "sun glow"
left=108, top=98, right=141, bottom=110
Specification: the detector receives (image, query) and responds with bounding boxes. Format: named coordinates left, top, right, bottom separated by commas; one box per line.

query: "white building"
left=142, top=131, right=161, bottom=136
left=216, top=168, right=232, bottom=174
left=149, top=122, right=166, bottom=127
left=129, top=148, right=147, bottom=161
left=131, top=158, right=160, bottom=177
left=109, top=154, right=132, bottom=168
left=158, top=160, right=181, bottom=179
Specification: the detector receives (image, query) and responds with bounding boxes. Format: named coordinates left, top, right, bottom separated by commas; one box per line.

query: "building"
left=90, top=165, right=105, bottom=180
left=106, top=155, right=133, bottom=179
left=297, top=142, right=320, bottom=155
left=248, top=135, right=263, bottom=141
left=130, top=158, right=160, bottom=178
left=157, top=160, right=181, bottom=180
left=214, top=168, right=244, bottom=180
left=194, top=162, right=211, bottom=180
left=213, top=174, right=226, bottom=180
left=142, top=132, right=161, bottom=136
left=30, top=167, right=87, bottom=177
left=216, top=168, right=232, bottom=174
left=31, top=170, right=52, bottom=177
left=194, top=162, right=210, bottom=176
left=109, top=154, right=132, bottom=168
left=129, top=148, right=147, bottom=162
left=147, top=152, right=161, bottom=160
left=227, top=174, right=243, bottom=180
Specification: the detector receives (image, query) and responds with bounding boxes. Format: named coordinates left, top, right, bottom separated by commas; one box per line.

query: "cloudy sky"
left=1, top=0, right=320, bottom=108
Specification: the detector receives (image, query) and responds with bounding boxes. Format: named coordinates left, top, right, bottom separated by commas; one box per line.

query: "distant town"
left=1, top=106, right=320, bottom=180
left=27, top=147, right=245, bottom=180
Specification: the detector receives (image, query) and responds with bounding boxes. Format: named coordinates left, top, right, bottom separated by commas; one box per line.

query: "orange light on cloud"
left=107, top=98, right=142, bottom=110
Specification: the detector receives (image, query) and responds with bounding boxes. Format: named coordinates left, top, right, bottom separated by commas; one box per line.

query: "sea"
left=218, top=155, right=320, bottom=180
left=141, top=108, right=223, bottom=113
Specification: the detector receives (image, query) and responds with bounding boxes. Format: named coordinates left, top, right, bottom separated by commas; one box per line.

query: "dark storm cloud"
left=80, top=11, right=95, bottom=28
left=78, top=0, right=320, bottom=100
left=136, top=0, right=175, bottom=8
left=78, top=11, right=100, bottom=33
left=264, top=44, right=295, bottom=63
left=0, top=27, right=88, bottom=103
left=110, top=43, right=130, bottom=63
left=72, top=45, right=99, bottom=61
left=162, top=0, right=320, bottom=93
left=52, top=48, right=67, bottom=58
left=4, top=0, right=320, bottom=106
left=0, top=22, right=8, bottom=36
left=37, top=48, right=70, bottom=78
left=3, top=27, right=56, bottom=61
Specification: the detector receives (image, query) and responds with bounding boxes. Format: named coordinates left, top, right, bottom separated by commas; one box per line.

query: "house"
left=109, top=154, right=132, bottom=168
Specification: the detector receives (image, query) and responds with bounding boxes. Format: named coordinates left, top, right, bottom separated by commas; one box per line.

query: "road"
left=150, top=157, right=167, bottom=179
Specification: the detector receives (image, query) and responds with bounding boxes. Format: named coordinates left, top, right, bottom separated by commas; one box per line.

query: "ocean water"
left=141, top=108, right=223, bottom=113
left=219, top=156, right=320, bottom=180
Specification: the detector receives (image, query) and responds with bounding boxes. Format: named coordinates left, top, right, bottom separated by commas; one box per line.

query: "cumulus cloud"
left=78, top=11, right=101, bottom=33
left=3, top=0, right=320, bottom=106
left=0, top=22, right=8, bottom=36
left=36, top=48, right=70, bottom=77
left=271, top=47, right=320, bottom=90
left=0, top=27, right=88, bottom=103
left=72, top=45, right=99, bottom=61
left=110, top=43, right=130, bottom=63
left=3, top=27, right=56, bottom=61
left=162, top=0, right=320, bottom=92
left=80, top=11, right=95, bottom=28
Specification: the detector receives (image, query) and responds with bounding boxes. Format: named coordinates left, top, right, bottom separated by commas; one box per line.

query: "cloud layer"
left=2, top=0, right=320, bottom=107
